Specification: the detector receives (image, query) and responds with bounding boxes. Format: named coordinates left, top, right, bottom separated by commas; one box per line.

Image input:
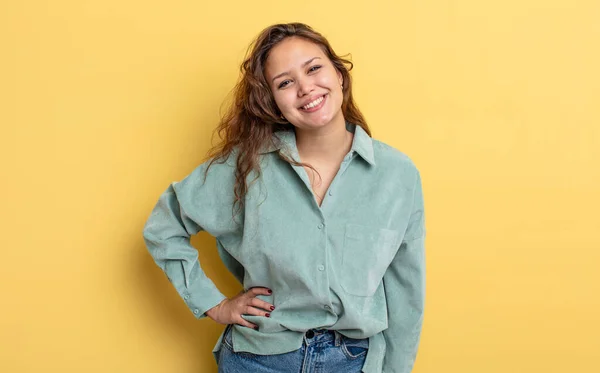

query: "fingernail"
left=254, top=326, right=259, bottom=330
left=270, top=306, right=275, bottom=311
left=267, top=289, right=272, bottom=294
left=266, top=313, right=271, bottom=318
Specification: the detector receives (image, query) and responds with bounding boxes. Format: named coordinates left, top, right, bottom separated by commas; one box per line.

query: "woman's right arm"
left=143, top=162, right=240, bottom=319
left=142, top=160, right=274, bottom=328
left=142, top=168, right=229, bottom=320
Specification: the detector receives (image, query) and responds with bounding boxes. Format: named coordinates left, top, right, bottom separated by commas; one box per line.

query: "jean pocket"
left=341, top=223, right=400, bottom=296
left=341, top=336, right=369, bottom=359
left=221, top=324, right=263, bottom=359
left=222, top=324, right=235, bottom=351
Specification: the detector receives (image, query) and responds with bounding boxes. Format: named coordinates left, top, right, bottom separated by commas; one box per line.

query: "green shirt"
left=142, top=122, right=426, bottom=373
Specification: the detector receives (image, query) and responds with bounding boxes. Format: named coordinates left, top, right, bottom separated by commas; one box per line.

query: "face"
left=264, top=37, right=344, bottom=131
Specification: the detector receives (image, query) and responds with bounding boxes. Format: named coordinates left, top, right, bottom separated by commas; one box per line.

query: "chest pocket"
left=341, top=223, right=400, bottom=296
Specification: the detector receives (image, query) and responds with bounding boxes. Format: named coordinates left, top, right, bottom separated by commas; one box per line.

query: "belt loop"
left=334, top=330, right=341, bottom=347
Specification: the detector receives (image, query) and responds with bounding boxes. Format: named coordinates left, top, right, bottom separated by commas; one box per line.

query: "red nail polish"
left=267, top=289, right=272, bottom=294
left=266, top=313, right=271, bottom=318
left=254, top=326, right=259, bottom=330
left=270, top=306, right=275, bottom=311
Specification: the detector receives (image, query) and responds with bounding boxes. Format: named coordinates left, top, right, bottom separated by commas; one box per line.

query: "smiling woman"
left=265, top=39, right=344, bottom=128
left=203, top=22, right=370, bottom=212
left=142, top=22, right=426, bottom=373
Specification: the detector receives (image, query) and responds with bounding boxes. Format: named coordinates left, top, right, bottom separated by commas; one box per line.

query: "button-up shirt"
left=142, top=122, right=426, bottom=373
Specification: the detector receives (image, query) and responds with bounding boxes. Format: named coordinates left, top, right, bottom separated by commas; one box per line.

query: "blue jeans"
left=217, top=324, right=369, bottom=373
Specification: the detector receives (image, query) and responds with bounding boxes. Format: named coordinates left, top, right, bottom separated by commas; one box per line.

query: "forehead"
left=265, top=37, right=327, bottom=76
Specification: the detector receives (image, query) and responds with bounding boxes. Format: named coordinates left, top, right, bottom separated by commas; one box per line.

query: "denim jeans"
left=217, top=324, right=369, bottom=373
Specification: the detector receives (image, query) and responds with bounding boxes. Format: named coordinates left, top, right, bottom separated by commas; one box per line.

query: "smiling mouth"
left=299, top=94, right=327, bottom=112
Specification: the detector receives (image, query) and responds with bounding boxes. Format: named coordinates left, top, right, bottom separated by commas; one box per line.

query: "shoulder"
left=174, top=149, right=239, bottom=194
left=371, top=138, right=421, bottom=184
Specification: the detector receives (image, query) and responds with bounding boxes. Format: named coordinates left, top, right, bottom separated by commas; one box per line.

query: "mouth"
left=299, top=94, right=327, bottom=113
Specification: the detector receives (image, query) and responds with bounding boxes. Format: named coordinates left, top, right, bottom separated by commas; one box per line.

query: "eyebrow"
left=271, top=57, right=321, bottom=83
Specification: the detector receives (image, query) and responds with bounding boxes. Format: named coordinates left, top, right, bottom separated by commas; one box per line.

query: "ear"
left=336, top=69, right=343, bottom=86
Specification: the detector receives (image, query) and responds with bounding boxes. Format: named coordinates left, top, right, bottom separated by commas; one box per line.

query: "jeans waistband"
left=304, top=328, right=341, bottom=346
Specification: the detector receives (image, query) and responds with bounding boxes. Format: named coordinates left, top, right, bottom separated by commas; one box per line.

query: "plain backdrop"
left=1, top=0, right=599, bottom=372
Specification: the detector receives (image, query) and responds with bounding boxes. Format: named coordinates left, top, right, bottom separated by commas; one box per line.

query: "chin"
left=300, top=112, right=343, bottom=129
left=288, top=105, right=343, bottom=130
left=298, top=118, right=333, bottom=131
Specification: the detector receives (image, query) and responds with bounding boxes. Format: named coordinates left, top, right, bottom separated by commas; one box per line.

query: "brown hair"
left=203, top=22, right=371, bottom=217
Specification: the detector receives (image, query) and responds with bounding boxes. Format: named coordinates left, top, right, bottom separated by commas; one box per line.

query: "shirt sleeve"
left=142, top=160, right=236, bottom=320
left=382, top=168, right=426, bottom=372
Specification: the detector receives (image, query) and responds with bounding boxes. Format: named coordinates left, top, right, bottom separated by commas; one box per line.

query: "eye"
left=277, top=65, right=322, bottom=89
left=278, top=80, right=291, bottom=89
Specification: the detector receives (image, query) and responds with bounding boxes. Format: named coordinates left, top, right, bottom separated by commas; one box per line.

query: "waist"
left=304, top=327, right=342, bottom=345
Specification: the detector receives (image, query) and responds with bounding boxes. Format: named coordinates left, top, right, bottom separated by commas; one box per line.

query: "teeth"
left=302, top=95, right=324, bottom=110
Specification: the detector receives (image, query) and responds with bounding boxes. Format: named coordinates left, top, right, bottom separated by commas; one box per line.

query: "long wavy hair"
left=203, top=22, right=371, bottom=218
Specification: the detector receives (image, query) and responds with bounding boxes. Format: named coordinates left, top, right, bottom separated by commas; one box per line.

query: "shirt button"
left=328, top=190, right=333, bottom=196
left=324, top=305, right=331, bottom=310
left=318, top=265, right=325, bottom=271
left=193, top=309, right=199, bottom=314
left=317, top=223, right=324, bottom=229
left=184, top=295, right=190, bottom=300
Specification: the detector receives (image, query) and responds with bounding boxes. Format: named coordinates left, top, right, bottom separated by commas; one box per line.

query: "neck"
left=295, top=116, right=353, bottom=164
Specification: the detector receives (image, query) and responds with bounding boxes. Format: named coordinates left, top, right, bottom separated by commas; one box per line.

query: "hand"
left=205, top=287, right=275, bottom=330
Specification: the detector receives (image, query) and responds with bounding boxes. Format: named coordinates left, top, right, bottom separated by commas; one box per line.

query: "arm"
left=382, top=169, right=426, bottom=372
left=142, top=161, right=235, bottom=319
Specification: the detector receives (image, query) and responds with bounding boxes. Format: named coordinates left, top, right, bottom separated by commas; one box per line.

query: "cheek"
left=274, top=91, right=297, bottom=112
left=317, top=70, right=339, bottom=87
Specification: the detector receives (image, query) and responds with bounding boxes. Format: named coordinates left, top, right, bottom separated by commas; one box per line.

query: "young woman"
left=143, top=22, right=426, bottom=373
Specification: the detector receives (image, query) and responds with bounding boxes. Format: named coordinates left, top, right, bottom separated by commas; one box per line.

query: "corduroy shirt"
left=142, top=122, right=426, bottom=373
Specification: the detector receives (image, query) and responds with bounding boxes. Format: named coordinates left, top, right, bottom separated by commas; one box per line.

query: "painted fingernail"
left=254, top=326, right=259, bottom=330
left=267, top=289, right=272, bottom=294
left=266, top=313, right=271, bottom=318
left=270, top=306, right=275, bottom=311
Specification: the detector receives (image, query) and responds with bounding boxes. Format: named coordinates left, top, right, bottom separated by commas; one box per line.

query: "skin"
left=264, top=36, right=353, bottom=166
left=205, top=288, right=274, bottom=330
left=206, top=36, right=353, bottom=329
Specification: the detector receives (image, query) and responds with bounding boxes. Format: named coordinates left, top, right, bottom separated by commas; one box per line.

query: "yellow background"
left=2, top=0, right=599, bottom=372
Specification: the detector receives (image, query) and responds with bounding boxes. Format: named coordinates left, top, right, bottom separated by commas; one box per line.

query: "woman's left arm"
left=382, top=169, right=426, bottom=373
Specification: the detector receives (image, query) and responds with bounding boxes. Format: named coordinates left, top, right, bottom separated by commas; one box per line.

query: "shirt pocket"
left=341, top=223, right=400, bottom=296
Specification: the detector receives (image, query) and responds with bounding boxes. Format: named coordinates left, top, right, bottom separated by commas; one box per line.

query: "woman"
left=143, top=22, right=426, bottom=373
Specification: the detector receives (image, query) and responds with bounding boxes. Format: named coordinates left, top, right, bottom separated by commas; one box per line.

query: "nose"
left=297, top=76, right=314, bottom=97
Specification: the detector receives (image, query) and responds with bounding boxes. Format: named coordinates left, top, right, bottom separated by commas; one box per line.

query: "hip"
left=217, top=324, right=369, bottom=373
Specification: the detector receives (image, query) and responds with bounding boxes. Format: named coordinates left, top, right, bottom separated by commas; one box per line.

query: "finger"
left=247, top=287, right=272, bottom=296
left=235, top=316, right=258, bottom=330
left=248, top=297, right=275, bottom=312
left=243, top=305, right=271, bottom=318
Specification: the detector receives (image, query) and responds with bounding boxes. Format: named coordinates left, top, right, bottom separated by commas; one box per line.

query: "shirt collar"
left=259, top=121, right=376, bottom=166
